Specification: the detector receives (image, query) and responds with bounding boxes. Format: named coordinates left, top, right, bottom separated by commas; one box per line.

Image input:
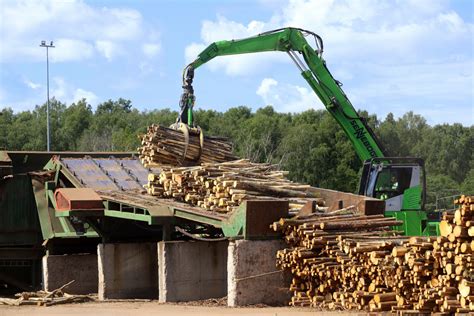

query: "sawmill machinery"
left=0, top=150, right=383, bottom=291
left=177, top=27, right=439, bottom=236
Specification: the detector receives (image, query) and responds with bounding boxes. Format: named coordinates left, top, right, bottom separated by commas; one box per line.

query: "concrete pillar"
left=227, top=239, right=291, bottom=306
left=42, top=253, right=97, bottom=294
left=158, top=241, right=227, bottom=302
left=98, top=243, right=158, bottom=300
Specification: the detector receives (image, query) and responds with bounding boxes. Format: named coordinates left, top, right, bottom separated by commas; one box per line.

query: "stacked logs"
left=273, top=195, right=474, bottom=313
left=144, top=159, right=318, bottom=213
left=138, top=124, right=238, bottom=167
left=272, top=211, right=405, bottom=310
left=434, top=195, right=474, bottom=313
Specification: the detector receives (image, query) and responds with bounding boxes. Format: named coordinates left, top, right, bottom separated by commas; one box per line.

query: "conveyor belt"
left=53, top=156, right=236, bottom=229
left=98, top=190, right=230, bottom=222
left=57, top=157, right=230, bottom=222
left=49, top=155, right=289, bottom=238
left=60, top=157, right=160, bottom=191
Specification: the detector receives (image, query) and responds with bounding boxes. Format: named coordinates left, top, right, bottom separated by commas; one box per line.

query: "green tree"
left=460, top=169, right=474, bottom=195
left=0, top=108, right=14, bottom=149
left=62, top=99, right=93, bottom=150
left=0, top=99, right=471, bottom=199
left=280, top=111, right=360, bottom=192
left=425, top=174, right=461, bottom=210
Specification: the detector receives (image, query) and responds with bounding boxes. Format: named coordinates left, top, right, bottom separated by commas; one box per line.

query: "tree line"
left=0, top=98, right=472, bottom=210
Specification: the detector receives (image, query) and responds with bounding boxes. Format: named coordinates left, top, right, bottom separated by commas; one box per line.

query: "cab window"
left=373, top=168, right=412, bottom=200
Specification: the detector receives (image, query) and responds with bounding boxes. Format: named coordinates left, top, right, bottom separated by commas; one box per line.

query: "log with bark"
left=144, top=159, right=321, bottom=214
left=138, top=124, right=238, bottom=167
left=273, top=195, right=474, bottom=313
left=0, top=280, right=96, bottom=306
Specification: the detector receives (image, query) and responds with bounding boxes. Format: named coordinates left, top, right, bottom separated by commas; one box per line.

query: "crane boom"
left=182, top=27, right=385, bottom=162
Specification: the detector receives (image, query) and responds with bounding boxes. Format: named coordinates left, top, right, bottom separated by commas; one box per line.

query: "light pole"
left=40, top=40, right=55, bottom=151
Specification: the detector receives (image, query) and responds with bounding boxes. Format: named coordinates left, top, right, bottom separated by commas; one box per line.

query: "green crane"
left=177, top=27, right=439, bottom=236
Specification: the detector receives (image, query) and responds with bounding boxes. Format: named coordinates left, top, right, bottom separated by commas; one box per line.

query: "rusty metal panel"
left=54, top=188, right=104, bottom=211
left=0, top=152, right=12, bottom=178
left=245, top=200, right=289, bottom=239
left=60, top=157, right=151, bottom=192
left=0, top=175, right=42, bottom=246
left=5, top=151, right=135, bottom=174
left=61, top=158, right=119, bottom=191
left=308, top=187, right=384, bottom=215
left=119, top=159, right=152, bottom=186
left=93, top=158, right=142, bottom=190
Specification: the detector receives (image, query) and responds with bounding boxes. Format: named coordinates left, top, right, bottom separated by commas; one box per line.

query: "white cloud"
left=99, top=8, right=142, bottom=40
left=52, top=38, right=95, bottom=62
left=200, top=17, right=266, bottom=42
left=51, top=77, right=68, bottom=101
left=142, top=43, right=161, bottom=58
left=274, top=0, right=472, bottom=63
left=185, top=43, right=207, bottom=64
left=256, top=78, right=278, bottom=96
left=24, top=79, right=41, bottom=90
left=187, top=0, right=473, bottom=123
left=188, top=0, right=472, bottom=66
left=342, top=60, right=474, bottom=124
left=73, top=88, right=98, bottom=105
left=185, top=16, right=286, bottom=75
left=0, top=0, right=158, bottom=63
left=51, top=77, right=98, bottom=105
left=256, top=77, right=322, bottom=112
left=95, top=40, right=119, bottom=61
left=6, top=76, right=99, bottom=112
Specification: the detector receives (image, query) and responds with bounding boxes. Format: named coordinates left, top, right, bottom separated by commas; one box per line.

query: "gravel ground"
left=0, top=301, right=364, bottom=316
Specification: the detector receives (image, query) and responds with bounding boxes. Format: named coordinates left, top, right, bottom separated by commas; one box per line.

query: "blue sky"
left=1, top=0, right=473, bottom=125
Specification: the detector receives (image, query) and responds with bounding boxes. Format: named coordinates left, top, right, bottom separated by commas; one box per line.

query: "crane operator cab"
left=359, top=157, right=426, bottom=212
left=358, top=157, right=434, bottom=236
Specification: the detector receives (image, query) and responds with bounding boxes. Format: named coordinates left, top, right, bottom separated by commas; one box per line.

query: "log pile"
left=144, top=159, right=319, bottom=213
left=272, top=211, right=405, bottom=310
left=273, top=195, right=474, bottom=313
left=138, top=124, right=238, bottom=167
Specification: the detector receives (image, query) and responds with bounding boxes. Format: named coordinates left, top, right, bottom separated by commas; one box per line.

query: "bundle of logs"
left=272, top=195, right=474, bottom=314
left=138, top=124, right=238, bottom=167
left=144, top=159, right=319, bottom=214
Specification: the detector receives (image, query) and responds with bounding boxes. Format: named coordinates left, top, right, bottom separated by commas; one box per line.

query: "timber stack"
left=272, top=211, right=405, bottom=311
left=138, top=124, right=238, bottom=167
left=144, top=159, right=320, bottom=214
left=273, top=195, right=474, bottom=314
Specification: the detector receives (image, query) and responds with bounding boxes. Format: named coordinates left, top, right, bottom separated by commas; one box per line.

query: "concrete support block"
left=98, top=243, right=157, bottom=300
left=42, top=253, right=97, bottom=294
left=158, top=241, right=227, bottom=302
left=227, top=239, right=290, bottom=306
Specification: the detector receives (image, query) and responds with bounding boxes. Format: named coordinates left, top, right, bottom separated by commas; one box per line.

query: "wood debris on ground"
left=144, top=159, right=321, bottom=214
left=138, top=124, right=238, bottom=167
left=0, top=280, right=96, bottom=307
left=272, top=195, right=474, bottom=314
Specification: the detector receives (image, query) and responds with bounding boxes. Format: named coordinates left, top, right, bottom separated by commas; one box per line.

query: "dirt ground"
left=0, top=301, right=362, bottom=316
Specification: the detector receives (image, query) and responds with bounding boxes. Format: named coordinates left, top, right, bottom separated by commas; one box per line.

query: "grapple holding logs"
left=138, top=124, right=237, bottom=167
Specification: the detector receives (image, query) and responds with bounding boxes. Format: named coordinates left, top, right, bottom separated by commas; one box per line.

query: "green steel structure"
left=177, top=27, right=439, bottom=236
left=0, top=151, right=133, bottom=291
left=0, top=153, right=383, bottom=289
left=42, top=155, right=289, bottom=242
